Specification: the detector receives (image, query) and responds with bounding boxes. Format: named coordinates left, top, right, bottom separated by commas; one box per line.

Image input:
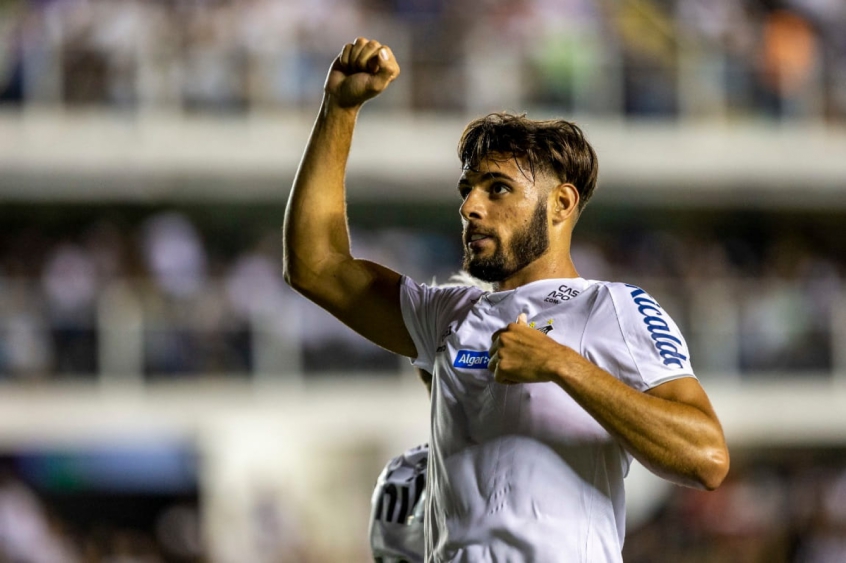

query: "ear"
left=549, top=183, right=580, bottom=225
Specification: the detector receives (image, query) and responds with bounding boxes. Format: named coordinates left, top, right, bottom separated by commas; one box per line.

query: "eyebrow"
left=457, top=171, right=516, bottom=187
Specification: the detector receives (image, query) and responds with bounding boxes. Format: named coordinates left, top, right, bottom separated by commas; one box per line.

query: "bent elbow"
left=282, top=251, right=309, bottom=291
left=698, top=446, right=730, bottom=491
left=283, top=265, right=313, bottom=294
left=282, top=263, right=296, bottom=288
left=281, top=263, right=297, bottom=289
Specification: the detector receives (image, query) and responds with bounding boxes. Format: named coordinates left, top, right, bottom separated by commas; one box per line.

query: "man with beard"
left=283, top=37, right=729, bottom=562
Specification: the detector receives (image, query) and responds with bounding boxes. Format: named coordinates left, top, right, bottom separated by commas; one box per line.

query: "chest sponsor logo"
left=625, top=285, right=688, bottom=369
left=453, top=350, right=490, bottom=369
left=544, top=284, right=580, bottom=304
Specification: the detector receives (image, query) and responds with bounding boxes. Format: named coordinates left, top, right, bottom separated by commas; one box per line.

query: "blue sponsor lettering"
left=633, top=296, right=662, bottom=317
left=625, top=285, right=688, bottom=369
left=453, top=350, right=490, bottom=370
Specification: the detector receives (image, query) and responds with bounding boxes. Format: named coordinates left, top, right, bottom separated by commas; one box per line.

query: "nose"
left=459, top=188, right=485, bottom=221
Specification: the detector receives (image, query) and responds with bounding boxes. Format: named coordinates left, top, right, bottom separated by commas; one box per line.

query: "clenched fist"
left=325, top=37, right=400, bottom=109
left=488, top=313, right=575, bottom=385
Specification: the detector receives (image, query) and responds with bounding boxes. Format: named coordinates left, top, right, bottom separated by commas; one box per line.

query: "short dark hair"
left=457, top=113, right=599, bottom=211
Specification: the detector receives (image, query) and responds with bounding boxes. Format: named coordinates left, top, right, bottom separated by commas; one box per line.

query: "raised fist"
left=325, top=37, right=400, bottom=108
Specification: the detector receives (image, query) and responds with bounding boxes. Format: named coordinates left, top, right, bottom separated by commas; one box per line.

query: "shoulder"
left=589, top=281, right=691, bottom=371
left=585, top=281, right=667, bottom=317
left=400, top=444, right=429, bottom=471
left=585, top=281, right=681, bottom=332
left=378, top=443, right=429, bottom=481
left=402, top=275, right=487, bottom=297
left=401, top=275, right=486, bottom=312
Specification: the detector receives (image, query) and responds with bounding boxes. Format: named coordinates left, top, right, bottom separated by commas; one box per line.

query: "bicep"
left=297, top=257, right=418, bottom=358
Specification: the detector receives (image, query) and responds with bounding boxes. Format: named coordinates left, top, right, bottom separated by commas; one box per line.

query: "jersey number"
left=375, top=473, right=425, bottom=524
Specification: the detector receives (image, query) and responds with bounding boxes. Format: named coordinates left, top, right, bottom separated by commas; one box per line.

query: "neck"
left=494, top=250, right=579, bottom=291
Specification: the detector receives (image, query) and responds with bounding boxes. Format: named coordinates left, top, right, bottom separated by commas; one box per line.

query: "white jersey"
left=399, top=276, right=696, bottom=562
left=370, top=444, right=429, bottom=563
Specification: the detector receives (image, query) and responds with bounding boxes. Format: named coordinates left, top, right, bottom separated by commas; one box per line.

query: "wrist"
left=322, top=94, right=363, bottom=118
left=546, top=345, right=583, bottom=388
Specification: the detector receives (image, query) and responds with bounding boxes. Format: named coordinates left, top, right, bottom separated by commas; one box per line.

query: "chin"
left=464, top=259, right=508, bottom=283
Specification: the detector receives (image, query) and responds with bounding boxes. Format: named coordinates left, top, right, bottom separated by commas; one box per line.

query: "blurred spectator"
left=42, top=243, right=99, bottom=375
left=179, top=2, right=248, bottom=113
left=0, top=305, right=52, bottom=379
left=237, top=1, right=305, bottom=108
left=0, top=468, right=80, bottom=563
left=512, top=0, right=609, bottom=113
left=0, top=0, right=26, bottom=104
left=759, top=9, right=820, bottom=118
left=55, top=0, right=157, bottom=107
left=140, top=212, right=209, bottom=375
left=674, top=0, right=759, bottom=116
left=141, top=213, right=207, bottom=300
left=224, top=239, right=302, bottom=375
left=614, top=0, right=679, bottom=116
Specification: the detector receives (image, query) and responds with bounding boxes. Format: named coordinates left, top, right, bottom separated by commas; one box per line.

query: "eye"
left=490, top=183, right=510, bottom=196
left=458, top=186, right=471, bottom=200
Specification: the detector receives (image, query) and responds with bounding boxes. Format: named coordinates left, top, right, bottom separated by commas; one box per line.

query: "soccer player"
left=369, top=375, right=428, bottom=563
left=283, top=37, right=730, bottom=562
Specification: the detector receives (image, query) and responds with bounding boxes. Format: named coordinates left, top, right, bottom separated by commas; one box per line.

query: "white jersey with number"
left=399, top=276, right=696, bottom=563
left=370, top=444, right=428, bottom=563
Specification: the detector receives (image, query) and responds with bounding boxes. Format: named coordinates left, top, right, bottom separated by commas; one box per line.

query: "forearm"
left=549, top=351, right=728, bottom=490
left=283, top=96, right=360, bottom=286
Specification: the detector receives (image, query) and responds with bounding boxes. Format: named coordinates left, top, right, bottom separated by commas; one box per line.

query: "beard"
left=463, top=200, right=550, bottom=283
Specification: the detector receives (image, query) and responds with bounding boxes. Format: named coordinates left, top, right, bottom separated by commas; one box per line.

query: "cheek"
left=505, top=201, right=532, bottom=221
left=498, top=212, right=519, bottom=241
left=494, top=200, right=537, bottom=241
left=509, top=207, right=534, bottom=230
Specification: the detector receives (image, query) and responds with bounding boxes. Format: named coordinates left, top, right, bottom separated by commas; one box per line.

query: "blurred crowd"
left=0, top=208, right=454, bottom=380
left=0, top=0, right=845, bottom=120
left=624, top=449, right=846, bottom=563
left=0, top=206, right=842, bottom=381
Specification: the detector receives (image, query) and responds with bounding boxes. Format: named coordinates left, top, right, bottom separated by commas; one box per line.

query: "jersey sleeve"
left=399, top=276, right=482, bottom=373
left=582, top=283, right=696, bottom=392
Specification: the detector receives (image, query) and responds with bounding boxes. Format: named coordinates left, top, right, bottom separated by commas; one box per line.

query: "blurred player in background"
left=284, top=37, right=730, bottom=562
left=369, top=381, right=428, bottom=563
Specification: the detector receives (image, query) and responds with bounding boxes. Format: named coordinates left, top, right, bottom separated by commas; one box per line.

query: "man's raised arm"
left=283, top=38, right=417, bottom=358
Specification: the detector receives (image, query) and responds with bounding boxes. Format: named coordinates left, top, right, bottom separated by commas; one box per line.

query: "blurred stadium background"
left=1, top=0, right=846, bottom=561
